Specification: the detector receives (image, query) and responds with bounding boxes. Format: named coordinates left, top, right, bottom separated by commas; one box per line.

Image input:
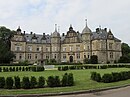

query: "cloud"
left=0, top=0, right=130, bottom=44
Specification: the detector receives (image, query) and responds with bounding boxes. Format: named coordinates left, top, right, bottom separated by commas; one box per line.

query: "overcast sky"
left=0, top=0, right=130, bottom=44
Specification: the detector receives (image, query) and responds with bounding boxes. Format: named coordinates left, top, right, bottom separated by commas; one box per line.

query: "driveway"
left=49, top=86, right=130, bottom=97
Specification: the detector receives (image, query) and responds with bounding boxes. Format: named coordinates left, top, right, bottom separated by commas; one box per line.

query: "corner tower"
left=82, top=19, right=92, bottom=60
left=51, top=24, right=61, bottom=63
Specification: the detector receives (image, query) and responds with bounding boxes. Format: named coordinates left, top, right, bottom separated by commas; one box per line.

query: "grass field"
left=0, top=68, right=130, bottom=95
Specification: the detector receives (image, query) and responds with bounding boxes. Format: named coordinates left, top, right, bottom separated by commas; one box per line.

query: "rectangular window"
left=54, top=54, right=57, bottom=59
left=76, top=53, right=80, bottom=59
left=46, top=47, right=48, bottom=52
left=63, top=47, right=66, bottom=52
left=63, top=54, right=66, bottom=59
left=55, top=47, right=57, bottom=51
left=28, top=54, right=31, bottom=59
left=46, top=54, right=49, bottom=59
left=70, top=46, right=73, bottom=51
left=84, top=55, right=86, bottom=59
left=110, top=52, right=113, bottom=58
left=28, top=46, right=32, bottom=51
left=15, top=46, right=22, bottom=51
left=35, top=54, right=37, bottom=59
left=109, top=43, right=113, bottom=49
left=84, top=45, right=86, bottom=50
left=19, top=54, right=22, bottom=59
left=76, top=45, right=80, bottom=51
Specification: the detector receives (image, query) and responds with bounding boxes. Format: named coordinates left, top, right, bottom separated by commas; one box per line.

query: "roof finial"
left=99, top=25, right=101, bottom=30
left=70, top=24, right=72, bottom=27
left=55, top=24, right=57, bottom=32
left=58, top=26, right=60, bottom=32
left=85, top=19, right=87, bottom=27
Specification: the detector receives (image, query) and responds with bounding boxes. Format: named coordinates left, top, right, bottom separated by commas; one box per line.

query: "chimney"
left=62, top=33, right=65, bottom=36
left=43, top=33, right=45, bottom=36
left=96, top=28, right=99, bottom=32
left=104, top=28, right=107, bottom=32
left=23, top=31, right=26, bottom=35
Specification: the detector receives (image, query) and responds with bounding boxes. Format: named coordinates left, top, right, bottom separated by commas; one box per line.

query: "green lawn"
left=0, top=68, right=130, bottom=95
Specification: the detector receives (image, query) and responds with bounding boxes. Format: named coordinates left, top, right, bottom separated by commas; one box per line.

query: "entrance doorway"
left=69, top=56, right=73, bottom=63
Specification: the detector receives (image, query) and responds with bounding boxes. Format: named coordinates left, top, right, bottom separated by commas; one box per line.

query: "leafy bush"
left=102, top=74, right=113, bottom=83
left=100, top=65, right=107, bottom=69
left=12, top=67, right=15, bottom=71
left=69, top=66, right=76, bottom=70
left=47, top=76, right=55, bottom=87
left=19, top=67, right=22, bottom=71
left=9, top=67, right=13, bottom=72
left=38, top=76, right=45, bottom=88
left=3, top=67, right=9, bottom=72
left=68, top=73, right=74, bottom=86
left=0, top=77, right=5, bottom=88
left=14, top=76, right=21, bottom=89
left=22, top=77, right=30, bottom=89
left=5, top=77, right=14, bottom=89
left=22, top=67, right=25, bottom=71
left=0, top=67, right=2, bottom=72
left=58, top=67, right=62, bottom=71
left=47, top=75, right=61, bottom=87
left=61, top=73, right=68, bottom=87
left=54, top=76, right=61, bottom=87
left=31, top=66, right=45, bottom=72
left=111, top=72, right=121, bottom=82
left=30, top=76, right=37, bottom=88
left=91, top=72, right=101, bottom=82
left=62, top=66, right=69, bottom=71
left=16, top=67, right=19, bottom=71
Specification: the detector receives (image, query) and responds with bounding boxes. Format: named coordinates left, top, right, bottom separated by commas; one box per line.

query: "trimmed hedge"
left=91, top=71, right=130, bottom=83
left=5, top=77, right=14, bottom=89
left=14, top=76, right=21, bottom=89
left=38, top=76, right=45, bottom=88
left=0, top=66, right=45, bottom=72
left=61, top=73, right=74, bottom=87
left=0, top=77, right=5, bottom=88
left=30, top=76, right=37, bottom=88
left=22, top=77, right=30, bottom=89
left=0, top=73, right=74, bottom=89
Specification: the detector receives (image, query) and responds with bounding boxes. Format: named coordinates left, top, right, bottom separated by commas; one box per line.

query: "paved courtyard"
left=49, top=86, right=130, bottom=97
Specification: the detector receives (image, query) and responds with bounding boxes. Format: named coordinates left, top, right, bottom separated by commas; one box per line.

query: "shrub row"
left=91, top=71, right=130, bottom=83
left=0, top=76, right=45, bottom=89
left=0, top=63, right=32, bottom=66
left=0, top=73, right=74, bottom=89
left=0, top=66, right=44, bottom=72
left=58, top=65, right=97, bottom=71
left=58, top=64, right=130, bottom=71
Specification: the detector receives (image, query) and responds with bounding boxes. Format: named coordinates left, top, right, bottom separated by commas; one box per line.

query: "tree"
left=90, top=55, right=98, bottom=64
left=118, top=43, right=130, bottom=63
left=0, top=26, right=16, bottom=63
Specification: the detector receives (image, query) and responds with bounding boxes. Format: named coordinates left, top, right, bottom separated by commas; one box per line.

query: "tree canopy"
left=118, top=43, right=130, bottom=63
left=0, top=26, right=16, bottom=63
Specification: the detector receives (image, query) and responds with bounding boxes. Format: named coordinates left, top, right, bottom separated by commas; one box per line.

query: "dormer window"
left=32, top=39, right=37, bottom=43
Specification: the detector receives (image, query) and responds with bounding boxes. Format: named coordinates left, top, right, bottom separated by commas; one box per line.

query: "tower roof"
left=51, top=24, right=60, bottom=37
left=17, top=26, right=21, bottom=32
left=82, top=19, right=91, bottom=33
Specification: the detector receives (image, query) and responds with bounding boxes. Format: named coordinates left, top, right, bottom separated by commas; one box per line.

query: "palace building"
left=11, top=20, right=122, bottom=64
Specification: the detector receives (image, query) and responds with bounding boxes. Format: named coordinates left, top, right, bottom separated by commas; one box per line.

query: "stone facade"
left=11, top=21, right=122, bottom=64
